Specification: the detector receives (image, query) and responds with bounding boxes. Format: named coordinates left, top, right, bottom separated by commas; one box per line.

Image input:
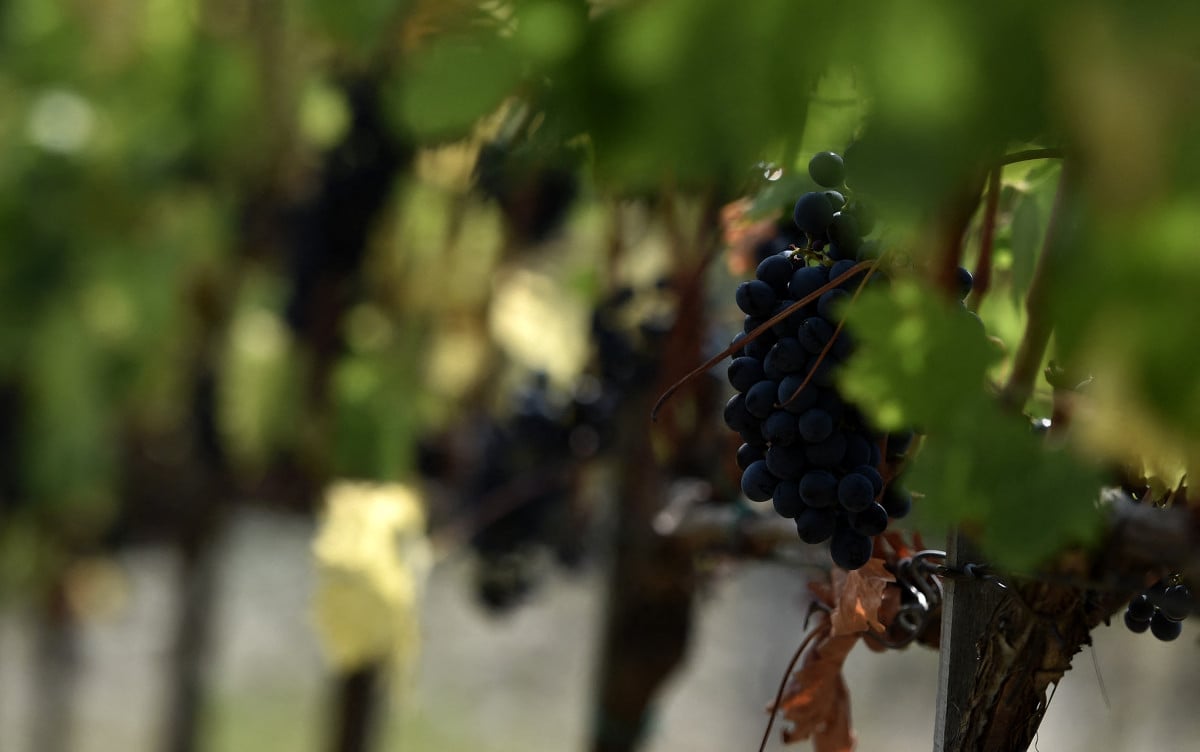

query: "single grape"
left=808, top=151, right=845, bottom=188
left=793, top=192, right=835, bottom=236
left=828, top=213, right=862, bottom=256
left=795, top=506, right=837, bottom=544
left=881, top=484, right=912, bottom=518
left=798, top=317, right=835, bottom=355
left=830, top=527, right=873, bottom=570
left=788, top=265, right=829, bottom=302
left=1159, top=584, right=1191, bottom=622
left=955, top=266, right=973, bottom=301
left=740, top=460, right=778, bottom=502
left=723, top=393, right=756, bottom=432
left=744, top=380, right=780, bottom=419
left=1124, top=610, right=1151, bottom=633
left=766, top=443, right=807, bottom=480
left=773, top=481, right=805, bottom=518
left=798, top=470, right=838, bottom=508
left=845, top=199, right=875, bottom=235
left=777, top=375, right=818, bottom=413
left=736, top=443, right=764, bottom=471
left=850, top=503, right=889, bottom=536
left=823, top=190, right=846, bottom=211
left=736, top=280, right=777, bottom=317
left=818, top=289, right=851, bottom=322
left=744, top=314, right=769, bottom=334
left=763, top=410, right=800, bottom=446
left=798, top=408, right=834, bottom=443
left=1150, top=612, right=1183, bottom=641
left=1126, top=593, right=1155, bottom=622
left=829, top=258, right=858, bottom=286
left=729, top=331, right=747, bottom=358
left=756, top=254, right=794, bottom=294
left=765, top=337, right=807, bottom=374
left=743, top=333, right=774, bottom=360
left=727, top=356, right=765, bottom=392
left=838, top=472, right=876, bottom=512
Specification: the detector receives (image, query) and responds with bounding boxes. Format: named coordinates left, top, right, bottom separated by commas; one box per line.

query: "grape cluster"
left=1123, top=577, right=1192, bottom=642
left=723, top=151, right=913, bottom=570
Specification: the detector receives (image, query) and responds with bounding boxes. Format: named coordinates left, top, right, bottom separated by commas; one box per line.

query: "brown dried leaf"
left=777, top=616, right=859, bottom=751
left=829, top=559, right=896, bottom=636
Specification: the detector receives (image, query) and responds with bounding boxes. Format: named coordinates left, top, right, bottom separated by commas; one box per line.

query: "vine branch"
left=1001, top=161, right=1073, bottom=410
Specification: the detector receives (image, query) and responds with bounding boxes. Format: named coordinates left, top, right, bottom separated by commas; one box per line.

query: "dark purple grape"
left=805, top=431, right=847, bottom=466
left=729, top=331, right=747, bottom=358
left=798, top=408, right=834, bottom=443
left=723, top=393, right=756, bottom=432
left=823, top=190, right=846, bottom=211
left=798, top=317, right=835, bottom=355
left=808, top=151, right=845, bottom=188
left=793, top=192, right=835, bottom=235
left=765, top=338, right=807, bottom=374
left=1150, top=612, right=1183, bottom=641
left=1160, top=584, right=1191, bottom=622
left=955, top=266, right=973, bottom=301
left=1124, top=610, right=1151, bottom=633
left=1126, top=593, right=1155, bottom=622
left=736, top=443, right=764, bottom=471
left=773, top=481, right=805, bottom=519
left=850, top=503, right=889, bottom=536
left=756, top=254, right=794, bottom=294
left=740, top=460, right=778, bottom=502
left=743, top=334, right=774, bottom=360
left=795, top=506, right=837, bottom=544
left=818, top=289, right=851, bottom=322
left=838, top=472, right=876, bottom=512
left=798, top=470, right=838, bottom=508
left=788, top=265, right=829, bottom=302
left=777, top=375, right=818, bottom=414
left=744, top=380, right=780, bottom=419
left=736, top=280, right=777, bottom=317
left=853, top=465, right=884, bottom=496
left=727, top=356, right=765, bottom=392
left=881, top=484, right=912, bottom=518
left=762, top=410, right=799, bottom=446
left=828, top=213, right=862, bottom=257
left=831, top=527, right=873, bottom=570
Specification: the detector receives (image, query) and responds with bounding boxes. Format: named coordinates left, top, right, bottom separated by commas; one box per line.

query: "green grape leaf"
left=393, top=37, right=523, bottom=140
left=841, top=284, right=1102, bottom=570
left=839, top=283, right=996, bottom=432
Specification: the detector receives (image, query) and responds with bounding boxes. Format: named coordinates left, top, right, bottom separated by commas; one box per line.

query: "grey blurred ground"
left=1, top=509, right=1197, bottom=752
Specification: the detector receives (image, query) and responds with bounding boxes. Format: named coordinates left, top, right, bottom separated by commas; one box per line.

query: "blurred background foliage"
left=1, top=0, right=1200, bottom=749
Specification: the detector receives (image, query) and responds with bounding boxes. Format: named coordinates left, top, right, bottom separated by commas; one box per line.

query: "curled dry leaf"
left=830, top=558, right=897, bottom=636
left=776, top=615, right=859, bottom=752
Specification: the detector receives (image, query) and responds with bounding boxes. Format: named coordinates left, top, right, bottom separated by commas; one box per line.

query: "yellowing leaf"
left=311, top=481, right=432, bottom=676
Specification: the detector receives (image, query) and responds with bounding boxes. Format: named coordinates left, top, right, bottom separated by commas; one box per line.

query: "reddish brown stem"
left=967, top=167, right=1002, bottom=312
left=1001, top=163, right=1073, bottom=411
left=651, top=260, right=877, bottom=421
left=759, top=626, right=823, bottom=752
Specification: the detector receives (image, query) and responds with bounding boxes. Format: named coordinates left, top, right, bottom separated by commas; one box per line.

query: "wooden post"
left=932, top=530, right=1006, bottom=752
